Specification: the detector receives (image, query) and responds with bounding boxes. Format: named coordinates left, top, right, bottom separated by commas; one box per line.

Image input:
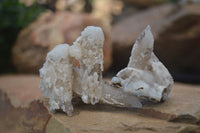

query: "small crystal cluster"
left=111, top=26, right=174, bottom=102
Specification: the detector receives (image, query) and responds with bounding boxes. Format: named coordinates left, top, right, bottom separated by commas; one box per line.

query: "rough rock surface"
left=154, top=5, right=200, bottom=79
left=0, top=75, right=41, bottom=106
left=111, top=4, right=200, bottom=76
left=12, top=11, right=112, bottom=74
left=0, top=75, right=200, bottom=132
left=0, top=75, right=50, bottom=133
left=144, top=83, right=200, bottom=125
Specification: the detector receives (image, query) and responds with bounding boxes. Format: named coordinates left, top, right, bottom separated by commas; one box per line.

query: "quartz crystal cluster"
left=111, top=26, right=174, bottom=102
left=40, top=26, right=173, bottom=116
left=72, top=27, right=104, bottom=105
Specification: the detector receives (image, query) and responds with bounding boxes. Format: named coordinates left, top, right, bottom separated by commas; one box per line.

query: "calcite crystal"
left=72, top=27, right=104, bottom=105
left=111, top=25, right=174, bottom=102
left=40, top=44, right=81, bottom=116
left=40, top=26, right=142, bottom=116
left=40, top=25, right=173, bottom=116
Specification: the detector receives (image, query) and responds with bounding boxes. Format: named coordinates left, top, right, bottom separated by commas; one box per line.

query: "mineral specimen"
left=40, top=26, right=142, bottom=116
left=40, top=44, right=81, bottom=116
left=40, top=25, right=173, bottom=116
left=72, top=27, right=104, bottom=105
left=111, top=25, right=174, bottom=102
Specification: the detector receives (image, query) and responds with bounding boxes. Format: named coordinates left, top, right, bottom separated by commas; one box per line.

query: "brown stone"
left=111, top=4, right=177, bottom=71
left=0, top=75, right=42, bottom=106
left=12, top=11, right=112, bottom=74
left=177, top=126, right=200, bottom=133
left=0, top=75, right=50, bottom=133
left=124, top=0, right=164, bottom=8
left=51, top=108, right=198, bottom=133
left=0, top=75, right=200, bottom=132
left=143, top=83, right=200, bottom=124
left=154, top=5, right=200, bottom=77
left=111, top=4, right=200, bottom=76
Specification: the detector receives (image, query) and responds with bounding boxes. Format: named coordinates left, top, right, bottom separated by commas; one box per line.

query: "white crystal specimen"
left=40, top=44, right=81, bottom=116
left=111, top=25, right=174, bottom=102
left=72, top=27, right=141, bottom=108
left=40, top=25, right=173, bottom=116
left=72, top=26, right=104, bottom=105
left=40, top=26, right=142, bottom=116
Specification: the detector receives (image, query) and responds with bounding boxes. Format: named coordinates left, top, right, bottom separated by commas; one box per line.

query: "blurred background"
left=0, top=0, right=200, bottom=83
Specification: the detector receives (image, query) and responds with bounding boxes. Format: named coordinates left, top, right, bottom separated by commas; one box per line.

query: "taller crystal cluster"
left=73, top=26, right=104, bottom=105
left=40, top=26, right=105, bottom=116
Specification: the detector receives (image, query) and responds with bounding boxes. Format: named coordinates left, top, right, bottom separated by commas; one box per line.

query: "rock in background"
left=154, top=5, right=200, bottom=83
left=111, top=3, right=177, bottom=72
left=111, top=4, right=200, bottom=83
left=124, top=0, right=166, bottom=8
left=12, top=11, right=112, bottom=74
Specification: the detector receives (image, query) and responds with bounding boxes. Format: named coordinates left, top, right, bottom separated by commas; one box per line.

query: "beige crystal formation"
left=40, top=44, right=81, bottom=116
left=40, top=26, right=142, bottom=116
left=111, top=25, right=174, bottom=102
left=40, top=25, right=173, bottom=116
left=73, top=27, right=104, bottom=105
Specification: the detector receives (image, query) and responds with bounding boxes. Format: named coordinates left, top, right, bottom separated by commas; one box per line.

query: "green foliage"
left=0, top=0, right=45, bottom=73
